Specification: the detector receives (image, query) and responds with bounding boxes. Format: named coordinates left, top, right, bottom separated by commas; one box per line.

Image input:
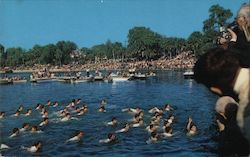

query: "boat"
left=129, top=73, right=148, bottom=80
left=56, top=76, right=75, bottom=83
left=12, top=79, right=27, bottom=83
left=30, top=77, right=57, bottom=83
left=0, top=79, right=10, bottom=85
left=109, top=72, right=130, bottom=82
left=71, top=76, right=94, bottom=83
left=183, top=70, right=194, bottom=79
left=147, top=71, right=156, bottom=77
left=94, top=76, right=104, bottom=81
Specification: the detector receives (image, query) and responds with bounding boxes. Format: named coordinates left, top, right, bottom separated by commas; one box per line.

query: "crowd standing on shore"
left=0, top=51, right=195, bottom=73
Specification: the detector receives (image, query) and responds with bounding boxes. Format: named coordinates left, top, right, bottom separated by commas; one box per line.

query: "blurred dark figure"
left=215, top=97, right=249, bottom=156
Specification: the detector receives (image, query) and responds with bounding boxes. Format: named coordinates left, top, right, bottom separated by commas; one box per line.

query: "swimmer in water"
left=0, top=112, right=5, bottom=119
left=53, top=101, right=59, bottom=107
left=186, top=117, right=197, bottom=136
left=39, top=118, right=49, bottom=127
left=76, top=99, right=81, bottom=105
left=17, top=105, right=24, bottom=112
left=148, top=107, right=163, bottom=114
left=161, top=126, right=173, bottom=138
left=13, top=110, right=21, bottom=117
left=77, top=109, right=85, bottom=116
left=9, top=128, right=19, bottom=138
left=165, top=114, right=175, bottom=125
left=146, top=131, right=158, bottom=144
left=107, top=117, right=118, bottom=126
left=82, top=105, right=89, bottom=113
left=74, top=107, right=81, bottom=114
left=42, top=110, right=49, bottom=118
left=164, top=104, right=174, bottom=111
left=61, top=113, right=71, bottom=122
left=66, top=131, right=84, bottom=143
left=98, top=106, right=106, bottom=113
left=146, top=124, right=157, bottom=134
left=99, top=133, right=117, bottom=144
left=47, top=100, right=52, bottom=107
left=122, top=107, right=142, bottom=114
left=25, top=141, right=42, bottom=153
left=35, top=103, right=42, bottom=110
left=66, top=99, right=76, bottom=109
left=61, top=113, right=78, bottom=122
left=115, top=123, right=130, bottom=133
left=0, top=143, right=10, bottom=150
left=20, top=123, right=30, bottom=132
left=100, top=99, right=107, bottom=106
left=30, top=126, right=42, bottom=133
left=25, top=109, right=32, bottom=116
left=151, top=114, right=162, bottom=125
left=131, top=118, right=144, bottom=127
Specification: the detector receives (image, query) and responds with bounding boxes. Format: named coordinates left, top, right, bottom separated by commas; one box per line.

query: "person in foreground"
left=193, top=48, right=250, bottom=150
left=215, top=96, right=249, bottom=156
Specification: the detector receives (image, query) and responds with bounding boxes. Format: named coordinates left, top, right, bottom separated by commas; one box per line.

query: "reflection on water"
left=0, top=70, right=218, bottom=156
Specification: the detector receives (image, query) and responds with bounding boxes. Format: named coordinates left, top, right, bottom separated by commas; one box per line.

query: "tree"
left=127, top=27, right=162, bottom=60
left=5, top=47, right=26, bottom=66
left=56, top=41, right=77, bottom=64
left=0, top=44, right=5, bottom=66
left=201, top=4, right=233, bottom=54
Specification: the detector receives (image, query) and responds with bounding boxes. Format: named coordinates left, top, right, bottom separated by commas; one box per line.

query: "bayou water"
left=0, top=70, right=219, bottom=157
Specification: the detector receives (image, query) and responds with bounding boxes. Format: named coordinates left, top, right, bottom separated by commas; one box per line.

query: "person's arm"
left=186, top=118, right=192, bottom=131
left=216, top=120, right=225, bottom=132
left=227, top=28, right=238, bottom=49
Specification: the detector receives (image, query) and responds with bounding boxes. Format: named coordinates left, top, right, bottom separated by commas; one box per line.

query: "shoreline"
left=0, top=51, right=195, bottom=74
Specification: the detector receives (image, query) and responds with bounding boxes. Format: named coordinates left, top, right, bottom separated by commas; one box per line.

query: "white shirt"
left=27, top=146, right=38, bottom=153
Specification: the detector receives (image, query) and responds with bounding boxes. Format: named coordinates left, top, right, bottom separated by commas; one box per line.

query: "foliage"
left=0, top=4, right=233, bottom=67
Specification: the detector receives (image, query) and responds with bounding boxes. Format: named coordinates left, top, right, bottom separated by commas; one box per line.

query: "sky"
left=0, top=0, right=249, bottom=49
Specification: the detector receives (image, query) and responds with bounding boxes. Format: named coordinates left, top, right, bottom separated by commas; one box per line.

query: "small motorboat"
left=183, top=70, right=194, bottom=79
left=0, top=79, right=10, bottom=85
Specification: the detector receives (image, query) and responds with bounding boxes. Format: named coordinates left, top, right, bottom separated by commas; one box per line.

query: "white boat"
left=12, top=79, right=27, bottom=83
left=30, top=77, right=57, bottom=83
left=71, top=76, right=94, bottom=83
left=112, top=77, right=130, bottom=82
left=183, top=70, right=194, bottom=79
left=130, top=73, right=147, bottom=80
left=0, top=79, right=9, bottom=85
left=109, top=73, right=130, bottom=82
left=94, top=76, right=104, bottom=81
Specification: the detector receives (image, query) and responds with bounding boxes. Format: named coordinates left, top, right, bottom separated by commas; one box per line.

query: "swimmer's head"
left=22, top=123, right=30, bottom=129
left=12, top=128, right=19, bottom=134
left=108, top=133, right=116, bottom=140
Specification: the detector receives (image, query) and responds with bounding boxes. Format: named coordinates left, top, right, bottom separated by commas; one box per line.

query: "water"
left=0, top=70, right=219, bottom=156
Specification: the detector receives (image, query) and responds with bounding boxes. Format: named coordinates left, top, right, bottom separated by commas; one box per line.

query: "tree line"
left=0, top=4, right=233, bottom=67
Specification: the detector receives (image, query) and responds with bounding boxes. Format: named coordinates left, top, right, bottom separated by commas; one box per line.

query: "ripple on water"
left=0, top=71, right=218, bottom=157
